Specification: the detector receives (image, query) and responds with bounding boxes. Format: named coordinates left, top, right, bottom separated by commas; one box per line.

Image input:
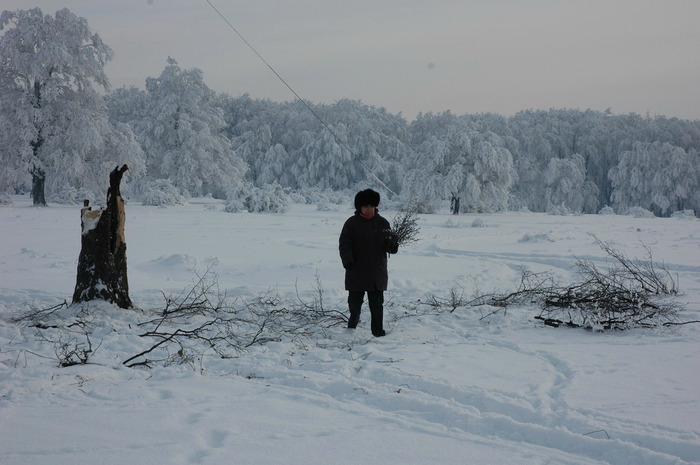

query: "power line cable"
left=203, top=0, right=396, bottom=195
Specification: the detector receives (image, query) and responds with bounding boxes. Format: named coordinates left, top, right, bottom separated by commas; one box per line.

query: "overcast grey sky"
left=4, top=0, right=700, bottom=121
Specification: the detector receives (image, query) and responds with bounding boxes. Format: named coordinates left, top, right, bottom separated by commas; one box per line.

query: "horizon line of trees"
left=1, top=7, right=699, bottom=217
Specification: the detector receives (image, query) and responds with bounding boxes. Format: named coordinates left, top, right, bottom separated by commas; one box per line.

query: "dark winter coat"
left=339, top=212, right=398, bottom=292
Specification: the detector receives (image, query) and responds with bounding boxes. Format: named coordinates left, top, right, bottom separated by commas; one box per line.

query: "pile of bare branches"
left=12, top=300, right=101, bottom=367
left=431, top=238, right=688, bottom=331
left=123, top=267, right=346, bottom=368
left=51, top=322, right=97, bottom=367
left=531, top=239, right=683, bottom=329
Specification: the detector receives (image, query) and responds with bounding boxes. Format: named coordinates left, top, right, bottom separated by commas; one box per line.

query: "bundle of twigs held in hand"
left=388, top=202, right=421, bottom=246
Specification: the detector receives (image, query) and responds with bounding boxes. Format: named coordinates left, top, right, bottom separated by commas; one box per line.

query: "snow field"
left=1, top=196, right=699, bottom=464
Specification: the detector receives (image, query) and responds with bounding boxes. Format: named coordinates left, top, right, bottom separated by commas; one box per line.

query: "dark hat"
left=354, top=189, right=380, bottom=211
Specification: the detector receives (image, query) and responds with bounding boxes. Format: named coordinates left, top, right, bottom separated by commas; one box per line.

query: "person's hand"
left=384, top=231, right=399, bottom=254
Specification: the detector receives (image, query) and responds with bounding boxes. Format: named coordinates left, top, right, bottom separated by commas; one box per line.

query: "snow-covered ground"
left=1, top=195, right=699, bottom=465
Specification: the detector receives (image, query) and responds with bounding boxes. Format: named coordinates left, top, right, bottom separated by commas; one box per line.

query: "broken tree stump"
left=72, top=164, right=132, bottom=308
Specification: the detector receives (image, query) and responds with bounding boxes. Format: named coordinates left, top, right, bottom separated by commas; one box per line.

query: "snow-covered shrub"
left=443, top=218, right=466, bottom=228
left=287, top=191, right=306, bottom=204
left=316, top=201, right=333, bottom=212
left=624, top=206, right=655, bottom=218
left=547, top=203, right=572, bottom=216
left=226, top=182, right=290, bottom=213
left=51, top=186, right=95, bottom=205
left=245, top=183, right=290, bottom=213
left=50, top=186, right=77, bottom=205
left=140, top=179, right=188, bottom=206
left=1, top=193, right=14, bottom=205
left=671, top=209, right=696, bottom=219
left=445, top=217, right=487, bottom=228
left=519, top=233, right=554, bottom=243
left=224, top=198, right=245, bottom=213
left=598, top=206, right=615, bottom=215
left=224, top=180, right=249, bottom=213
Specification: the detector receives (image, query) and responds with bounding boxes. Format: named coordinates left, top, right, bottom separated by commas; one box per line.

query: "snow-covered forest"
left=1, top=7, right=699, bottom=216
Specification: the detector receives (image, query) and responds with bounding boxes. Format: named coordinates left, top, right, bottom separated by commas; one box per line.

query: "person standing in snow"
left=339, top=189, right=399, bottom=337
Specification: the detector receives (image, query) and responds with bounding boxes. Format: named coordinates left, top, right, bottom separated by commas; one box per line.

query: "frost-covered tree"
left=609, top=141, right=699, bottom=216
left=135, top=58, right=246, bottom=198
left=459, top=131, right=514, bottom=212
left=291, top=123, right=363, bottom=190
left=105, top=86, right=147, bottom=126
left=508, top=111, right=560, bottom=211
left=506, top=109, right=700, bottom=213
left=235, top=123, right=273, bottom=185
left=258, top=143, right=291, bottom=186
left=544, top=154, right=590, bottom=213
left=225, top=98, right=407, bottom=194
left=399, top=135, right=449, bottom=212
left=216, top=98, right=699, bottom=214
left=0, top=8, right=144, bottom=204
left=0, top=102, right=23, bottom=194
left=507, top=109, right=609, bottom=211
left=403, top=115, right=513, bottom=213
left=280, top=100, right=407, bottom=193
left=403, top=112, right=461, bottom=211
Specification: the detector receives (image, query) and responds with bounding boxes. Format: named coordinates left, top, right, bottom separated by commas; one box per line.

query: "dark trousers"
left=347, top=290, right=384, bottom=334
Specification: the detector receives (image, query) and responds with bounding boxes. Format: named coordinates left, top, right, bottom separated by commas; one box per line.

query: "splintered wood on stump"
left=72, top=165, right=132, bottom=308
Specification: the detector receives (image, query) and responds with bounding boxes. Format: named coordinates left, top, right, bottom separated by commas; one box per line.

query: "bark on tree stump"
left=72, top=165, right=132, bottom=308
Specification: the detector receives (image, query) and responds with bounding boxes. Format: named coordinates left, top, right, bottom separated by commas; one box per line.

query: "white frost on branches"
left=0, top=8, right=144, bottom=203
left=609, top=141, right=699, bottom=216
left=134, top=57, right=247, bottom=199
